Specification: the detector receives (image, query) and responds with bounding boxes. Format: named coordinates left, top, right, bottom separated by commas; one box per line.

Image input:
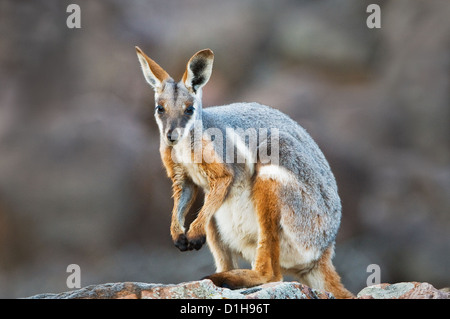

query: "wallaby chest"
left=172, top=138, right=210, bottom=190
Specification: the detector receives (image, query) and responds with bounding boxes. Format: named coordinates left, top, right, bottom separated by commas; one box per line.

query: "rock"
left=27, top=280, right=450, bottom=299
left=27, top=280, right=334, bottom=299
left=357, top=282, right=450, bottom=299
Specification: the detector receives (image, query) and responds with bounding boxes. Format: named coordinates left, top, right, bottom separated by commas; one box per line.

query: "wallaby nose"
left=167, top=129, right=179, bottom=143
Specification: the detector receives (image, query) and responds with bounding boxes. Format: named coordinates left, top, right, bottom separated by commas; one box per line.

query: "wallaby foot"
left=205, top=269, right=280, bottom=290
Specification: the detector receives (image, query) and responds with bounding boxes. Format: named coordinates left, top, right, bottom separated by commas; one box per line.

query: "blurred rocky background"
left=0, top=0, right=448, bottom=298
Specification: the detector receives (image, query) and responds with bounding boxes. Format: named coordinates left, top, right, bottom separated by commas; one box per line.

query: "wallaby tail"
left=300, top=245, right=354, bottom=299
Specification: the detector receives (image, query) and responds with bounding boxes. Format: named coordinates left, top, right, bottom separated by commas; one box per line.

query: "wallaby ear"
left=182, top=49, right=214, bottom=94
left=135, top=46, right=171, bottom=91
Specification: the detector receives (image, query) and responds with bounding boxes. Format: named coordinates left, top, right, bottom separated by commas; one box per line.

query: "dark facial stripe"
left=172, top=81, right=178, bottom=102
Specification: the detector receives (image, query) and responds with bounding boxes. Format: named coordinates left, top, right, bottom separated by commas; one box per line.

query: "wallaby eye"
left=185, top=105, right=195, bottom=115
left=155, top=105, right=165, bottom=114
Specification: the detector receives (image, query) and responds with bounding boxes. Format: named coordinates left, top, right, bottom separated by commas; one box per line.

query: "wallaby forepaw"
left=174, top=234, right=189, bottom=251
left=187, top=234, right=206, bottom=251
left=174, top=233, right=206, bottom=251
left=185, top=227, right=206, bottom=251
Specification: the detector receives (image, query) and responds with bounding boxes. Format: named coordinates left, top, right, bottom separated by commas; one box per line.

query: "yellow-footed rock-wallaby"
left=135, top=47, right=353, bottom=299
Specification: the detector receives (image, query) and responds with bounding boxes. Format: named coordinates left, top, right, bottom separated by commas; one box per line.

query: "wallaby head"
left=136, top=47, right=214, bottom=146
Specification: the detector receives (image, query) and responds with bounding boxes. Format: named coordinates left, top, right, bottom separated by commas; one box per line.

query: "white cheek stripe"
left=154, top=112, right=164, bottom=137
left=181, top=115, right=196, bottom=140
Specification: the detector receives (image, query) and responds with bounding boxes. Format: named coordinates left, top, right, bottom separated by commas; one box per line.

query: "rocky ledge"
left=27, top=280, right=450, bottom=299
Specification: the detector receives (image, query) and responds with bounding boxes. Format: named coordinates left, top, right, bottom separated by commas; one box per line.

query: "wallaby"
left=135, top=47, right=353, bottom=298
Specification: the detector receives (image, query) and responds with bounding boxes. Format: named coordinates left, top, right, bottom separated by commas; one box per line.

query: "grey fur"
left=177, top=181, right=197, bottom=231
left=201, top=102, right=341, bottom=253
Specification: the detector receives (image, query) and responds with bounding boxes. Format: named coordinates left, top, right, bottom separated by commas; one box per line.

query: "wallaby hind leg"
left=206, top=177, right=283, bottom=289
left=206, top=218, right=238, bottom=272
left=298, top=245, right=354, bottom=299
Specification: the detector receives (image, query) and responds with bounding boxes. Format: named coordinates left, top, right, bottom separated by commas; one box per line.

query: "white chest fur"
left=213, top=181, right=259, bottom=261
left=172, top=138, right=209, bottom=189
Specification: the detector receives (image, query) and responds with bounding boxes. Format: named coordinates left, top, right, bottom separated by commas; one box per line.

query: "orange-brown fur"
left=206, top=177, right=283, bottom=288
left=136, top=47, right=171, bottom=91
left=316, top=246, right=354, bottom=299
left=206, top=218, right=237, bottom=271
left=163, top=138, right=234, bottom=246
left=186, top=140, right=233, bottom=241
left=161, top=147, right=185, bottom=240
